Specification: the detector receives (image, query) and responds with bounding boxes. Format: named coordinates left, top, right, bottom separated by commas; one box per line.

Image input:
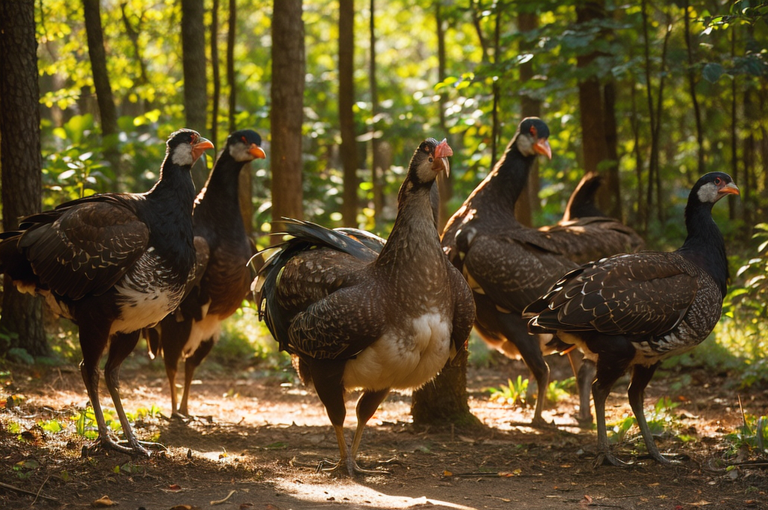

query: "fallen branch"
left=210, top=489, right=235, bottom=505
left=0, top=480, right=59, bottom=503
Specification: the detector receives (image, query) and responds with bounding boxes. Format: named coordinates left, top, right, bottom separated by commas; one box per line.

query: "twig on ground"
left=31, top=475, right=50, bottom=506
left=210, top=489, right=236, bottom=505
left=0, top=480, right=59, bottom=503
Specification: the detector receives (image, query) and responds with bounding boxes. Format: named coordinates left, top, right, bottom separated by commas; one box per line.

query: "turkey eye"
left=714, top=177, right=722, bottom=185
left=241, top=136, right=247, bottom=143
left=429, top=157, right=434, bottom=162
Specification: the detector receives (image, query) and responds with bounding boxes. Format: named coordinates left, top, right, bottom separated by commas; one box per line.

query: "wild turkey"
left=252, top=138, right=475, bottom=476
left=524, top=172, right=738, bottom=466
left=538, top=172, right=644, bottom=265
left=0, top=129, right=213, bottom=455
left=144, top=129, right=265, bottom=418
left=441, top=117, right=582, bottom=426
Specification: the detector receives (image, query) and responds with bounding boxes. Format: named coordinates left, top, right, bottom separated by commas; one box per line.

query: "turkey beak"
left=433, top=138, right=453, bottom=177
left=192, top=137, right=215, bottom=162
left=249, top=144, right=267, bottom=159
left=534, top=138, right=552, bottom=160
left=719, top=182, right=740, bottom=196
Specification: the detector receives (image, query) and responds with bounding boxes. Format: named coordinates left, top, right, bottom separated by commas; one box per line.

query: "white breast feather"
left=343, top=310, right=451, bottom=391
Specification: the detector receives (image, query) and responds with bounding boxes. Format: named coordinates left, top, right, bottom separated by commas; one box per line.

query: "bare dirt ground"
left=2, top=351, right=768, bottom=510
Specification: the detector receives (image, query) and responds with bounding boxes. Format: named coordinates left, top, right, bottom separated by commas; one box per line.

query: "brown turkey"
left=252, top=138, right=475, bottom=477
left=144, top=129, right=266, bottom=419
left=0, top=129, right=213, bottom=456
left=524, top=172, right=738, bottom=466
left=538, top=172, right=644, bottom=265
left=442, top=118, right=642, bottom=426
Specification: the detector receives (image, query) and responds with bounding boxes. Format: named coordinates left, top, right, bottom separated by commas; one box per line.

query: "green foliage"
left=724, top=414, right=768, bottom=456
left=39, top=419, right=65, bottom=434
left=488, top=375, right=529, bottom=407
left=608, top=396, right=680, bottom=446
left=546, top=377, right=575, bottom=404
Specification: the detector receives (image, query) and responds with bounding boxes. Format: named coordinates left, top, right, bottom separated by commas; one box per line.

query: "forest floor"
left=2, top=351, right=768, bottom=510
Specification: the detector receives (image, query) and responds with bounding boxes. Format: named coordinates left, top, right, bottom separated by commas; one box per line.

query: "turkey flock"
left=0, top=118, right=739, bottom=476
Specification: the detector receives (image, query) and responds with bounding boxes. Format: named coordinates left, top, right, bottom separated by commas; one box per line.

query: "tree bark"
left=515, top=9, right=541, bottom=227
left=435, top=0, right=453, bottom=232
left=83, top=0, right=121, bottom=190
left=412, top=349, right=479, bottom=427
left=369, top=0, right=384, bottom=229
left=683, top=0, right=705, bottom=175
left=602, top=78, right=622, bottom=220
left=211, top=0, right=221, bottom=149
left=181, top=0, right=208, bottom=189
left=729, top=25, right=738, bottom=221
left=489, top=4, right=502, bottom=171
left=0, top=0, right=47, bottom=357
left=339, top=0, right=358, bottom=227
left=576, top=2, right=613, bottom=216
left=270, top=0, right=305, bottom=239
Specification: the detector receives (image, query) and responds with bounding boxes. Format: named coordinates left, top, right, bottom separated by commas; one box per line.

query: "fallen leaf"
left=688, top=501, right=712, bottom=507
left=92, top=495, right=115, bottom=507
left=168, top=484, right=181, bottom=491
left=443, top=470, right=453, bottom=477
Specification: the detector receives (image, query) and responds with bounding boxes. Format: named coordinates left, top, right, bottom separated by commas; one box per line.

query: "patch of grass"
left=723, top=413, right=768, bottom=456
left=487, top=375, right=529, bottom=407
left=608, top=396, right=680, bottom=445
left=547, top=377, right=575, bottom=404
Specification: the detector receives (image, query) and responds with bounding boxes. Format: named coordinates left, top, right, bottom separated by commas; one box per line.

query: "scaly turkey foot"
left=593, top=449, right=633, bottom=468
left=82, top=437, right=152, bottom=458
left=317, top=457, right=391, bottom=478
left=576, top=412, right=593, bottom=429
left=639, top=451, right=686, bottom=465
left=530, top=415, right=556, bottom=429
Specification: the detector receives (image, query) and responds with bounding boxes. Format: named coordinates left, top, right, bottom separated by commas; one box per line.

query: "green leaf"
left=702, top=63, right=724, bottom=82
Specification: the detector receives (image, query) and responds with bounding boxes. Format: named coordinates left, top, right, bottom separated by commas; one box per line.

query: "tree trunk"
left=489, top=5, right=502, bottom=171
left=602, top=78, right=622, bottom=220
left=0, top=0, right=47, bottom=357
left=576, top=2, right=613, bottom=216
left=515, top=9, right=541, bottom=227
left=224, top=0, right=252, bottom=237
left=369, top=0, right=384, bottom=229
left=82, top=0, right=121, bottom=190
left=435, top=0, right=453, bottom=232
left=729, top=25, right=738, bottom=221
left=339, top=0, right=358, bottom=227
left=181, top=0, right=208, bottom=189
left=412, top=349, right=479, bottom=427
left=270, top=0, right=305, bottom=239
left=211, top=0, right=221, bottom=149
left=683, top=0, right=705, bottom=175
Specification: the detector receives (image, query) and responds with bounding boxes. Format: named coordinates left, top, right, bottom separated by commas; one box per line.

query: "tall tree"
left=514, top=8, right=541, bottom=227
left=339, top=0, right=358, bottom=227
left=181, top=0, right=208, bottom=189
left=369, top=0, right=384, bottom=228
left=225, top=0, right=252, bottom=237
left=435, top=0, right=453, bottom=231
left=0, top=0, right=46, bottom=356
left=83, top=0, right=121, bottom=190
left=575, top=0, right=621, bottom=220
left=211, top=0, right=221, bottom=149
left=270, top=0, right=305, bottom=235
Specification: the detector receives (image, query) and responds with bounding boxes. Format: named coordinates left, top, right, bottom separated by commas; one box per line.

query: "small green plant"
left=75, top=406, right=121, bottom=439
left=488, top=375, right=529, bottom=406
left=12, top=460, right=39, bottom=480
left=724, top=413, right=768, bottom=455
left=39, top=419, right=65, bottom=434
left=546, top=377, right=575, bottom=404
left=608, top=396, right=680, bottom=445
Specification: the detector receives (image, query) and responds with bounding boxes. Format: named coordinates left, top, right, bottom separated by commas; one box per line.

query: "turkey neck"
left=677, top=198, right=728, bottom=297
left=375, top=177, right=446, bottom=293
left=193, top=151, right=247, bottom=234
left=141, top=157, right=197, bottom=267
left=465, top=138, right=533, bottom=223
